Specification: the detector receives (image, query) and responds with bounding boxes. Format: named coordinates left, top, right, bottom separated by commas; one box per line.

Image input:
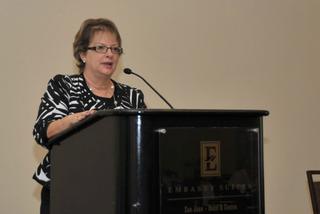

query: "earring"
left=82, top=58, right=86, bottom=63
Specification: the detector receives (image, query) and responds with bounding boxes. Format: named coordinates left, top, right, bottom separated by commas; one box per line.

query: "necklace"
left=82, top=73, right=119, bottom=108
left=88, top=80, right=114, bottom=91
left=88, top=80, right=115, bottom=98
left=88, top=82, right=118, bottom=107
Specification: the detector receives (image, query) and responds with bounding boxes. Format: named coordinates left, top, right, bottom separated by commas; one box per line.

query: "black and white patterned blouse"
left=33, top=73, right=146, bottom=187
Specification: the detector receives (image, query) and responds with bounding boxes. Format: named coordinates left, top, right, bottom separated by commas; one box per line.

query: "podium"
left=50, top=109, right=268, bottom=214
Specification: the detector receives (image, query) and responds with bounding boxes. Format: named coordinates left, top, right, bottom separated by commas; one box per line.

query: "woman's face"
left=81, top=31, right=120, bottom=78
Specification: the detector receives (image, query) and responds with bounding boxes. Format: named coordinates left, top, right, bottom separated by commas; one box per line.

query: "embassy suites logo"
left=200, top=141, right=221, bottom=177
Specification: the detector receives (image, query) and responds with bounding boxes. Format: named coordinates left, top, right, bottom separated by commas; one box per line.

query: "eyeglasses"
left=87, top=45, right=123, bottom=54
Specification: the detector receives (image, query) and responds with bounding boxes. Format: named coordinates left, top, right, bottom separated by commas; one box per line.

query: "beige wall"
left=0, top=0, right=319, bottom=213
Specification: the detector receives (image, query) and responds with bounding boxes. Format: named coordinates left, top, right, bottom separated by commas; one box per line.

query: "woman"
left=33, top=18, right=146, bottom=214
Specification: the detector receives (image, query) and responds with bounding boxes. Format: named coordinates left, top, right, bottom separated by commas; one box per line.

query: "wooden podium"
left=50, top=109, right=268, bottom=214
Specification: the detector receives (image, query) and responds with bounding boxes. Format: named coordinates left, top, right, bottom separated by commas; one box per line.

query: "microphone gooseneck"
left=123, top=68, right=174, bottom=109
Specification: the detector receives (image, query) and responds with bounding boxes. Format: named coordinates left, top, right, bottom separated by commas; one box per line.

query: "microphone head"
left=123, top=68, right=132, bottom=75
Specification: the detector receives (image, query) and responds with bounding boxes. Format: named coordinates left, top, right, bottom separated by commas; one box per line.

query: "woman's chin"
left=100, top=69, right=115, bottom=76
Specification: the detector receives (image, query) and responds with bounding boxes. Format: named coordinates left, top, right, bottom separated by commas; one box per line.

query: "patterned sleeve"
left=33, top=75, right=71, bottom=148
left=135, top=89, right=147, bottom=109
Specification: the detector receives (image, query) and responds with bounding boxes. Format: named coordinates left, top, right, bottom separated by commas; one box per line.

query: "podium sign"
left=159, top=127, right=260, bottom=214
left=50, top=110, right=267, bottom=214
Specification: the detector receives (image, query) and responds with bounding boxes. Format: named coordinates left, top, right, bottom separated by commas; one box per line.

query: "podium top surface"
left=93, top=109, right=269, bottom=116
left=49, top=109, right=268, bottom=144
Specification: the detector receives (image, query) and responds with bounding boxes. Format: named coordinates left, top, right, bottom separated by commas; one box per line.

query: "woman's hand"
left=47, top=110, right=96, bottom=139
left=68, top=110, right=96, bottom=125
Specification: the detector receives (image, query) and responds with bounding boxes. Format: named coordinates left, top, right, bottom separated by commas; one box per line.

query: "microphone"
left=123, top=68, right=174, bottom=109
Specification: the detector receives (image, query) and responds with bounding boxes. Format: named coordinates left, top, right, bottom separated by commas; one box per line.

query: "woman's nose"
left=105, top=48, right=113, bottom=57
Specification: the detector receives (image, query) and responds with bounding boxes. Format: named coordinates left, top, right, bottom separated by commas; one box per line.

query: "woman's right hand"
left=68, top=110, right=96, bottom=125
left=47, top=110, right=96, bottom=139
